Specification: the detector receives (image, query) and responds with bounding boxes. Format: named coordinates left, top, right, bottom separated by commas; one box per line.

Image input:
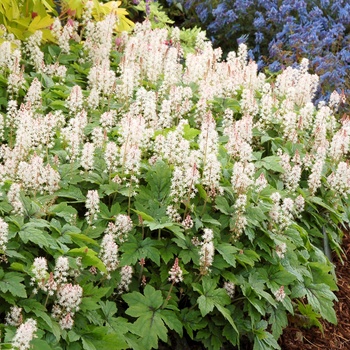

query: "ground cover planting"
left=0, top=1, right=349, bottom=349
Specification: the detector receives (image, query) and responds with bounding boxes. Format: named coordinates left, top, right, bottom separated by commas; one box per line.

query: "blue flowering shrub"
left=163, top=0, right=350, bottom=101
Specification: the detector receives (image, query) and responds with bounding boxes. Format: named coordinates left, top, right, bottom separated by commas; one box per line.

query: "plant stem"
left=162, top=282, right=175, bottom=309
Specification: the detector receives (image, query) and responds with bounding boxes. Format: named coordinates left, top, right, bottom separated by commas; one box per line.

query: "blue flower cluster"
left=165, top=0, right=350, bottom=101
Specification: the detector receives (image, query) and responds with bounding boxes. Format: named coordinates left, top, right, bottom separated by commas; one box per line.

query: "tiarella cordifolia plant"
left=0, top=14, right=349, bottom=350
left=163, top=0, right=350, bottom=103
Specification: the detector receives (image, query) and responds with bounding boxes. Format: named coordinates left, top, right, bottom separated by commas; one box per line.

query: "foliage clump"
left=0, top=0, right=134, bottom=43
left=0, top=7, right=349, bottom=350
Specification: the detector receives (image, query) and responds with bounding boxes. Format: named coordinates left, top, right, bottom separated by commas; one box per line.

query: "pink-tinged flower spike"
left=54, top=256, right=70, bottom=285
left=53, top=283, right=83, bottom=330
left=275, top=243, right=287, bottom=259
left=168, top=258, right=183, bottom=284
left=7, top=183, right=24, bottom=215
left=182, top=215, right=193, bottom=230
left=255, top=173, right=268, bottom=192
left=5, top=306, right=22, bottom=326
left=24, top=77, right=41, bottom=111
left=0, top=217, right=8, bottom=253
left=104, top=141, right=118, bottom=173
left=24, top=31, right=45, bottom=73
left=118, top=265, right=133, bottom=294
left=199, top=228, right=215, bottom=275
left=82, top=0, right=94, bottom=26
left=105, top=214, right=133, bottom=243
left=7, top=48, right=25, bottom=97
left=99, top=233, right=119, bottom=276
left=223, top=281, right=235, bottom=299
left=80, top=142, right=95, bottom=173
left=307, top=146, right=326, bottom=195
left=274, top=286, right=286, bottom=302
left=61, top=110, right=88, bottom=162
left=199, top=112, right=222, bottom=198
left=59, top=313, right=74, bottom=330
left=329, top=117, right=350, bottom=161
left=31, top=257, right=48, bottom=293
left=163, top=258, right=183, bottom=308
left=11, top=318, right=37, bottom=350
left=327, top=161, right=350, bottom=199
left=85, top=190, right=100, bottom=225
left=66, top=85, right=84, bottom=115
left=278, top=149, right=302, bottom=192
left=17, top=155, right=61, bottom=195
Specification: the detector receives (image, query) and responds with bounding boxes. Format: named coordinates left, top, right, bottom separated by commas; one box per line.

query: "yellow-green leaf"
left=28, top=15, right=54, bottom=32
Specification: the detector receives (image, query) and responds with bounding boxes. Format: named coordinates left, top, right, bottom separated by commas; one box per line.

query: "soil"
left=279, top=230, right=350, bottom=350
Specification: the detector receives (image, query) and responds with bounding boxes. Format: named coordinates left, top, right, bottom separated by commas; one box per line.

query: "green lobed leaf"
left=268, top=304, right=288, bottom=338
left=68, top=247, right=107, bottom=273
left=216, top=243, right=238, bottom=267
left=122, top=285, right=170, bottom=349
left=0, top=272, right=27, bottom=298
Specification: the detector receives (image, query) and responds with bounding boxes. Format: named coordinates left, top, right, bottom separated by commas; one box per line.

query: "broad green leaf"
left=246, top=206, right=267, bottom=225
left=131, top=313, right=168, bottom=350
left=236, top=249, right=260, bottom=267
left=309, top=261, right=337, bottom=290
left=80, top=297, right=101, bottom=312
left=215, top=303, right=239, bottom=335
left=201, top=214, right=221, bottom=226
left=119, top=241, right=140, bottom=266
left=68, top=247, right=107, bottom=273
left=159, top=309, right=183, bottom=337
left=123, top=285, right=163, bottom=317
left=255, top=156, right=284, bottom=173
left=140, top=237, right=160, bottom=266
left=69, top=233, right=99, bottom=247
left=68, top=330, right=81, bottom=342
left=123, top=285, right=169, bottom=350
left=50, top=202, right=78, bottom=222
left=305, top=283, right=337, bottom=324
left=308, top=196, right=341, bottom=217
left=183, top=124, right=200, bottom=140
left=82, top=338, right=97, bottom=350
left=31, top=339, right=54, bottom=350
left=216, top=243, right=238, bottom=267
left=269, top=304, right=288, bottom=338
left=297, top=302, right=323, bottom=330
left=131, top=210, right=154, bottom=222
left=93, top=333, right=129, bottom=350
left=197, top=277, right=231, bottom=317
left=120, top=237, right=160, bottom=266
left=266, top=268, right=296, bottom=287
left=145, top=160, right=171, bottom=201
left=28, top=15, right=54, bottom=32
left=253, top=331, right=280, bottom=350
left=19, top=226, right=49, bottom=248
left=145, top=220, right=185, bottom=240
left=247, top=295, right=266, bottom=315
left=215, top=196, right=233, bottom=215
left=198, top=294, right=215, bottom=317
left=180, top=308, right=207, bottom=339
left=0, top=272, right=27, bottom=298
left=56, top=186, right=85, bottom=202
left=10, top=262, right=25, bottom=272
